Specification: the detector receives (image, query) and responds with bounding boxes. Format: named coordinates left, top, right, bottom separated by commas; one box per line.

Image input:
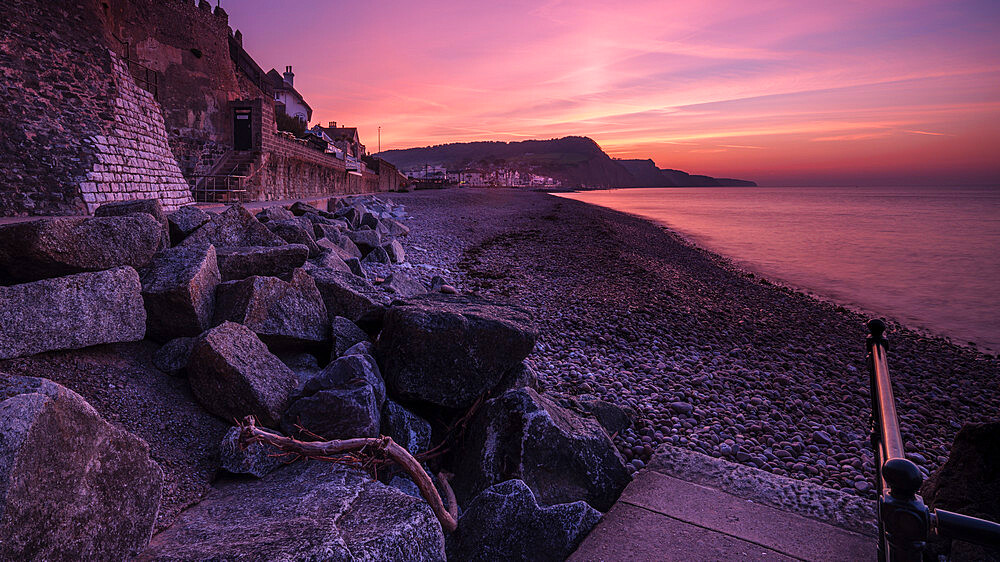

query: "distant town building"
left=310, top=122, right=367, bottom=159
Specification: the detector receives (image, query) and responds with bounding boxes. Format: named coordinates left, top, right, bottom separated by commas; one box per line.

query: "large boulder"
left=382, top=271, right=427, bottom=298
left=319, top=228, right=363, bottom=259
left=308, top=268, right=388, bottom=323
left=331, top=316, right=369, bottom=360
left=213, top=269, right=329, bottom=347
left=375, top=294, right=538, bottom=409
left=187, top=322, right=298, bottom=427
left=381, top=399, right=433, bottom=455
left=0, top=215, right=164, bottom=283
left=383, top=238, right=406, bottom=263
left=922, top=421, right=1000, bottom=523
left=446, top=479, right=601, bottom=562
left=345, top=228, right=382, bottom=257
left=140, top=244, right=221, bottom=342
left=256, top=205, right=295, bottom=223
left=384, top=217, right=410, bottom=237
left=167, top=206, right=210, bottom=245
left=282, top=353, right=385, bottom=440
left=453, top=387, right=630, bottom=511
left=266, top=219, right=322, bottom=257
left=0, top=267, right=146, bottom=360
left=139, top=461, right=445, bottom=561
left=0, top=374, right=163, bottom=560
left=94, top=198, right=170, bottom=250
left=152, top=337, right=196, bottom=377
left=219, top=426, right=285, bottom=478
left=309, top=246, right=354, bottom=274
left=180, top=205, right=286, bottom=249
left=215, top=244, right=309, bottom=282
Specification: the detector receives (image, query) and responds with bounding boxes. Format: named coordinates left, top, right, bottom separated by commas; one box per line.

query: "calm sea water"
left=557, top=186, right=1000, bottom=351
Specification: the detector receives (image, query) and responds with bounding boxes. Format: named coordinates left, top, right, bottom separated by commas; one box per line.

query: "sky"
left=226, top=0, right=1000, bottom=186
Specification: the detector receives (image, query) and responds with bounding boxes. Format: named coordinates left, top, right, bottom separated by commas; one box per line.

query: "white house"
left=267, top=66, right=312, bottom=124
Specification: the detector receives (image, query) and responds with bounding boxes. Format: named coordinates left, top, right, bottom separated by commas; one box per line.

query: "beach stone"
left=266, top=219, right=322, bottom=258
left=670, top=401, right=694, bottom=415
left=180, top=205, right=286, bottom=249
left=215, top=244, right=309, bottom=281
left=213, top=269, right=328, bottom=347
left=219, top=426, right=284, bottom=478
left=446, top=479, right=601, bottom=562
left=139, top=244, right=221, bottom=342
left=167, top=205, right=211, bottom=245
left=255, top=205, right=295, bottom=223
left=0, top=267, right=146, bottom=360
left=0, top=375, right=163, bottom=561
left=138, top=462, right=445, bottom=561
left=383, top=238, right=406, bottom=263
left=382, top=271, right=427, bottom=298
left=375, top=293, right=538, bottom=409
left=307, top=267, right=388, bottom=323
left=94, top=198, right=170, bottom=250
left=812, top=430, right=834, bottom=446
left=186, top=322, right=297, bottom=427
left=0, top=215, right=163, bottom=284
left=331, top=316, right=369, bottom=360
left=453, top=387, right=629, bottom=511
left=345, top=228, right=382, bottom=257
left=381, top=399, right=433, bottom=455
left=152, top=337, right=196, bottom=377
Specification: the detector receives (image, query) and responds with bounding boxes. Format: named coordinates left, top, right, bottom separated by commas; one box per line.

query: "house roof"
left=266, top=69, right=312, bottom=115
left=312, top=125, right=360, bottom=144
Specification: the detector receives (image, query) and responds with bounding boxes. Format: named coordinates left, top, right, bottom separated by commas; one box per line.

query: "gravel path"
left=390, top=187, right=1000, bottom=499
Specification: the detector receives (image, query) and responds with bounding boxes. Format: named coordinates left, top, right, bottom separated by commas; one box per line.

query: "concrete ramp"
left=571, top=445, right=877, bottom=561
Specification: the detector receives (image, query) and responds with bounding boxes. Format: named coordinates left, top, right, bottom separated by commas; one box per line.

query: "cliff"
left=379, top=137, right=756, bottom=188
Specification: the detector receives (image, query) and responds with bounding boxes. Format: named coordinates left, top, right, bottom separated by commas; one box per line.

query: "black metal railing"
left=114, top=37, right=159, bottom=100
left=866, top=319, right=1000, bottom=561
left=189, top=175, right=250, bottom=204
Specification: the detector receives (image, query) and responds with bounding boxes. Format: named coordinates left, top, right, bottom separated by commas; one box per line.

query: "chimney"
left=283, top=65, right=294, bottom=86
left=328, top=121, right=336, bottom=128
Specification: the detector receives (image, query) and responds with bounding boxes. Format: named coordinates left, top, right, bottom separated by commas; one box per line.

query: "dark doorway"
left=234, top=108, right=252, bottom=150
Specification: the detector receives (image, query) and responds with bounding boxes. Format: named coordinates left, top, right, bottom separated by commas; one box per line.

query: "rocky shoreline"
left=0, top=194, right=632, bottom=560
left=389, top=188, right=1000, bottom=498
left=1, top=188, right=996, bottom=560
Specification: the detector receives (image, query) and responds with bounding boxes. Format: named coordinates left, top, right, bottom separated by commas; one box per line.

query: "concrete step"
left=571, top=445, right=877, bottom=561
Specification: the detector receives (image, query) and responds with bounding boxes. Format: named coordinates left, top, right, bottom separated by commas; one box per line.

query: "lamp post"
left=378, top=126, right=381, bottom=155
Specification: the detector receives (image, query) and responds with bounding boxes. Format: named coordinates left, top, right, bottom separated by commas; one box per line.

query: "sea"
left=556, top=186, right=1000, bottom=352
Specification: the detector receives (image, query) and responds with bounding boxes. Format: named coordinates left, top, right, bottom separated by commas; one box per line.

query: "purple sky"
left=224, top=0, right=1000, bottom=185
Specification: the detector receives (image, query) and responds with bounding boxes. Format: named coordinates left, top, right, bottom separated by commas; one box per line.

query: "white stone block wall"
left=80, top=52, right=194, bottom=213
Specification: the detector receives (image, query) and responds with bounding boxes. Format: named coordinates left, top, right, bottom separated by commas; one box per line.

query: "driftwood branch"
left=238, top=416, right=459, bottom=533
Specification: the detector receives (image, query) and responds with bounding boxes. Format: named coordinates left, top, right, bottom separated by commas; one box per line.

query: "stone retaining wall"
left=79, top=54, right=194, bottom=213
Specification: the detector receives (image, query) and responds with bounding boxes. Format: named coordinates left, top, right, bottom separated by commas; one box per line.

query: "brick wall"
left=78, top=53, right=193, bottom=213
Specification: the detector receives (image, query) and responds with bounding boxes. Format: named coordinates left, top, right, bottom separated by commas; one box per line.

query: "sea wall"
left=0, top=0, right=192, bottom=215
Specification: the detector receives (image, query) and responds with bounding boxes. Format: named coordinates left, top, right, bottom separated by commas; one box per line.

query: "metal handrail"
left=188, top=175, right=249, bottom=203
left=866, top=319, right=1000, bottom=561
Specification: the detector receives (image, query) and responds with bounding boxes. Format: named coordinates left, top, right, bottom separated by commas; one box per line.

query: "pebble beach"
left=392, top=187, right=1000, bottom=498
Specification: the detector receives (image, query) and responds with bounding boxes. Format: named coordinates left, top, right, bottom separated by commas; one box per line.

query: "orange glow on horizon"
left=228, top=0, right=1000, bottom=186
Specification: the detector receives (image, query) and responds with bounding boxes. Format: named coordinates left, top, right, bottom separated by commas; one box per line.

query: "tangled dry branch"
left=237, top=416, right=459, bottom=533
